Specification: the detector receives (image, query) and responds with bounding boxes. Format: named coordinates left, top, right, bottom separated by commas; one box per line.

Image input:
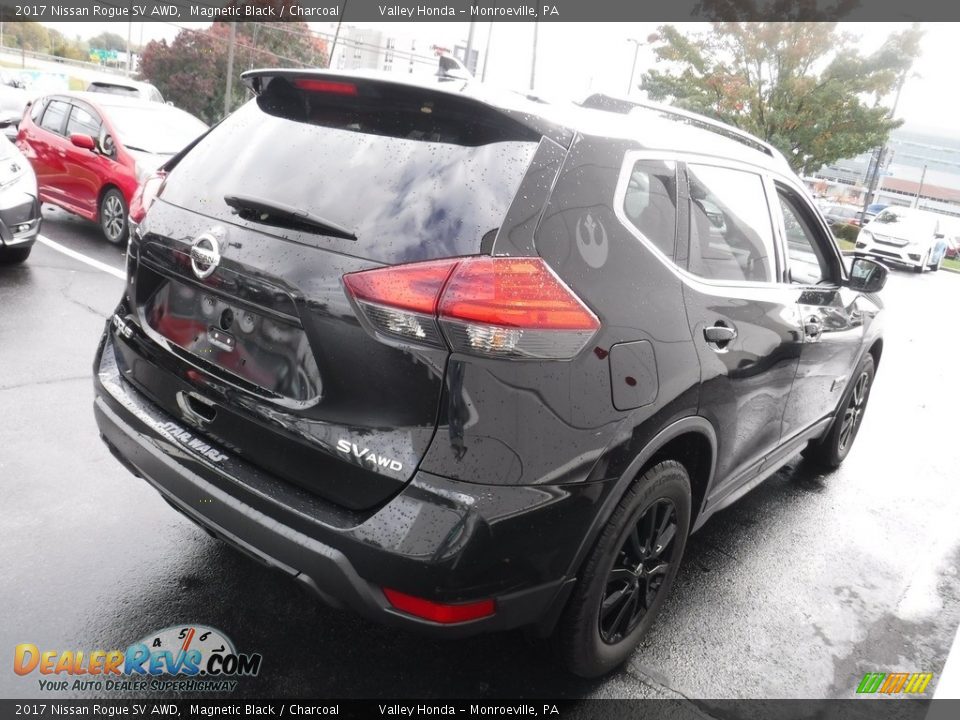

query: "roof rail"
left=580, top=93, right=791, bottom=168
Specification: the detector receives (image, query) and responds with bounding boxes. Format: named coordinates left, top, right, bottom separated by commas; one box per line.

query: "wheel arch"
left=535, top=415, right=717, bottom=637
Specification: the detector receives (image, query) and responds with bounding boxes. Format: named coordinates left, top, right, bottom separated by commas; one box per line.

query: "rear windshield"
left=160, top=94, right=539, bottom=263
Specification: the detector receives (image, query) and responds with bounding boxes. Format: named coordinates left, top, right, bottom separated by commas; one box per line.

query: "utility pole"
left=329, top=0, right=349, bottom=69
left=913, top=164, right=927, bottom=209
left=126, top=15, right=132, bottom=75
left=860, top=70, right=908, bottom=218
left=481, top=22, right=494, bottom=82
left=464, top=21, right=476, bottom=75
left=224, top=22, right=236, bottom=118
left=529, top=22, right=539, bottom=91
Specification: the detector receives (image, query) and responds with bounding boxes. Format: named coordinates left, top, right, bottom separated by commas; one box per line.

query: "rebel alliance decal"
left=336, top=439, right=403, bottom=472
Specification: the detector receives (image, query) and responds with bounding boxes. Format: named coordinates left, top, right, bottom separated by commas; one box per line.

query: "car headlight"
left=857, top=230, right=872, bottom=243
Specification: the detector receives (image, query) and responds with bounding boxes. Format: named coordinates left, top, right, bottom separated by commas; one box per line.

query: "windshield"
left=108, top=105, right=207, bottom=155
left=872, top=209, right=937, bottom=236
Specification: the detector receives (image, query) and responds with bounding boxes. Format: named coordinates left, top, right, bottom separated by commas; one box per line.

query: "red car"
left=16, top=92, right=207, bottom=243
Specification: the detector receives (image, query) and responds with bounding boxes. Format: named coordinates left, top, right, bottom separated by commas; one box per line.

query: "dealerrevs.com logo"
left=13, top=625, right=262, bottom=693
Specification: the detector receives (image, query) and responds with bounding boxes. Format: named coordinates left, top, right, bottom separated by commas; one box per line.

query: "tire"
left=803, top=354, right=875, bottom=469
left=0, top=244, right=31, bottom=264
left=555, top=460, right=691, bottom=677
left=99, top=188, right=128, bottom=245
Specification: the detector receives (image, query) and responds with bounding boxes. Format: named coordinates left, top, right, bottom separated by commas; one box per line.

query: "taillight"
left=129, top=170, right=167, bottom=225
left=342, top=256, right=600, bottom=359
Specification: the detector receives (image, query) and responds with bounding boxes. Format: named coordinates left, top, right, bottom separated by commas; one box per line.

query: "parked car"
left=855, top=206, right=947, bottom=272
left=0, top=134, right=41, bottom=264
left=93, top=70, right=886, bottom=678
left=16, top=92, right=207, bottom=243
left=944, top=236, right=959, bottom=260
left=86, top=79, right=165, bottom=104
left=820, top=203, right=866, bottom=228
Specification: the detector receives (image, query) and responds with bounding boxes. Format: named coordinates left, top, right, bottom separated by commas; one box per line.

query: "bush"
left=832, top=223, right=860, bottom=243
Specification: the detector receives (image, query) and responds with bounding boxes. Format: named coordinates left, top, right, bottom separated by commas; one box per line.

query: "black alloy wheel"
left=599, top=499, right=678, bottom=644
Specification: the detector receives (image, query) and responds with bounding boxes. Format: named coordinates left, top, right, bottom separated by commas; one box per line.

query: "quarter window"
left=778, top=191, right=832, bottom=285
left=621, top=159, right=678, bottom=259
left=686, top=164, right=776, bottom=283
left=39, top=100, right=69, bottom=135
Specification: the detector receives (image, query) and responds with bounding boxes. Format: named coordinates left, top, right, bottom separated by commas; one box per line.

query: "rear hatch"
left=119, top=72, right=547, bottom=510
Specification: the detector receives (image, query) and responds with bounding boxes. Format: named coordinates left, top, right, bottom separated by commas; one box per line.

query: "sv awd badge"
left=336, top=439, right=403, bottom=472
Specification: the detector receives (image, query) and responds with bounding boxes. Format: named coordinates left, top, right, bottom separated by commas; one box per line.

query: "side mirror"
left=848, top=257, right=887, bottom=293
left=70, top=133, right=96, bottom=151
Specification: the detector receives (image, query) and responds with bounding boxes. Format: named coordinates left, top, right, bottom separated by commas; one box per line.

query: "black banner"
left=0, top=0, right=959, bottom=22
left=0, top=700, right=958, bottom=719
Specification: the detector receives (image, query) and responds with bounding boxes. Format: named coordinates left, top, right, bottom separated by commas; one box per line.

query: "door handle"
left=804, top=316, right=823, bottom=340
left=704, top=324, right=737, bottom=345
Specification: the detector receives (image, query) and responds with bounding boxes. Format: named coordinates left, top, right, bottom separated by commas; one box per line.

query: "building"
left=810, top=126, right=960, bottom=217
left=327, top=25, right=479, bottom=77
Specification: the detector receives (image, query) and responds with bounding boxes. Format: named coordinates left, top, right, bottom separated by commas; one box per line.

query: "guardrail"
left=0, top=44, right=132, bottom=77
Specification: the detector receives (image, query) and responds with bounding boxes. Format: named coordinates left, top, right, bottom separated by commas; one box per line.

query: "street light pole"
left=626, top=39, right=641, bottom=95
left=224, top=22, right=236, bottom=118
left=914, top=164, right=927, bottom=209
left=529, top=22, right=539, bottom=91
left=626, top=34, right=660, bottom=97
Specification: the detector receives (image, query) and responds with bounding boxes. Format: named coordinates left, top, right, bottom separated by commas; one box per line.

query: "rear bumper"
left=94, top=331, right=594, bottom=637
left=0, top=191, right=40, bottom=247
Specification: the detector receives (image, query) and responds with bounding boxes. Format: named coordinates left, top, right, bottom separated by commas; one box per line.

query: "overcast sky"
left=39, top=21, right=960, bottom=134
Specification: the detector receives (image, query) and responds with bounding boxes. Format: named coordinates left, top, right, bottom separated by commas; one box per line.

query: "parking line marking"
left=36, top=234, right=125, bottom=280
left=933, top=621, right=960, bottom=699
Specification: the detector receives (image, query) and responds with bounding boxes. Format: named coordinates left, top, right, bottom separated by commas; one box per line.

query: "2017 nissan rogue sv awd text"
left=93, top=70, right=888, bottom=677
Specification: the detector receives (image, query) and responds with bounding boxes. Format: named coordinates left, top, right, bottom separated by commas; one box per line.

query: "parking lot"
left=2, top=204, right=960, bottom=700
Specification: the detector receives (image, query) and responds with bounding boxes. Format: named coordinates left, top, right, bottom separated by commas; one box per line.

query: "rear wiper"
left=224, top=194, right=357, bottom=241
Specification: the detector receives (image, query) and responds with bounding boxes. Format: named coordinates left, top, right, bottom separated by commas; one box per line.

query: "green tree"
left=640, top=22, right=923, bottom=172
left=139, top=20, right=328, bottom=125
left=87, top=32, right=129, bottom=53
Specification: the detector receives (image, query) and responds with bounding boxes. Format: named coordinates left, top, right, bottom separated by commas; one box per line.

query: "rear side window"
left=161, top=91, right=539, bottom=264
left=686, top=164, right=776, bottom=283
left=622, top=159, right=678, bottom=259
left=39, top=100, right=69, bottom=135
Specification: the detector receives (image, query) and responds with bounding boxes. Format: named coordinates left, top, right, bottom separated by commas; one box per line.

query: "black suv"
left=93, top=70, right=886, bottom=677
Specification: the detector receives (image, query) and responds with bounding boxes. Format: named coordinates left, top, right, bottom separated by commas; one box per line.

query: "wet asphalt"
left=1, top=204, right=959, bottom=701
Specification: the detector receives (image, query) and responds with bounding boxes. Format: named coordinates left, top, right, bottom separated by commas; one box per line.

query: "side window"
left=777, top=190, right=832, bottom=285
left=39, top=100, right=69, bottom=135
left=65, top=105, right=102, bottom=139
left=686, top=164, right=776, bottom=283
left=622, top=159, right=679, bottom=259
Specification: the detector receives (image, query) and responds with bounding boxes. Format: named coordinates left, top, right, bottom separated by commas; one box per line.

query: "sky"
left=36, top=21, right=960, bottom=135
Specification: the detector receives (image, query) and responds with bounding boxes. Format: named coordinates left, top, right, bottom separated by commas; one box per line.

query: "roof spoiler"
left=580, top=93, right=791, bottom=168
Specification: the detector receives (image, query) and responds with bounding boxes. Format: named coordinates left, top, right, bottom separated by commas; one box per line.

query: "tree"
left=640, top=23, right=923, bottom=173
left=138, top=21, right=328, bottom=125
left=87, top=32, right=128, bottom=53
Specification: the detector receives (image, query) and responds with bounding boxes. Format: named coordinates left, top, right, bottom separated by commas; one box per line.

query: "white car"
left=855, top=206, right=947, bottom=273
left=86, top=79, right=165, bottom=104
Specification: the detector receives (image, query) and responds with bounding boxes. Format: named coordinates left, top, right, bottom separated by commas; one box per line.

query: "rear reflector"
left=342, top=257, right=600, bottom=359
left=293, top=79, right=358, bottom=95
left=383, top=588, right=495, bottom=624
